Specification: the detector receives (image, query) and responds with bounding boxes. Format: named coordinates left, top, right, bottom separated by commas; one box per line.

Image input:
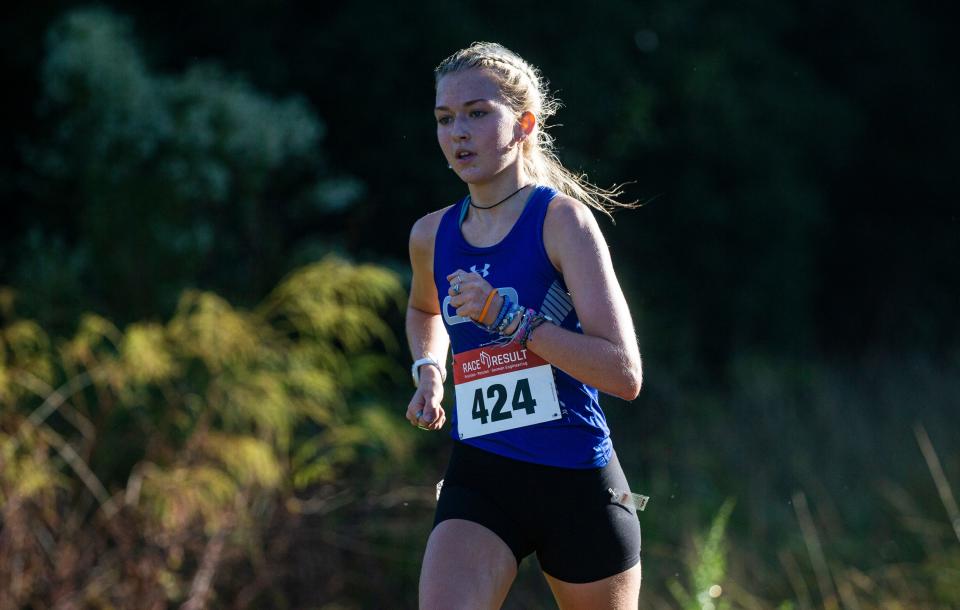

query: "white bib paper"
left=453, top=343, right=561, bottom=440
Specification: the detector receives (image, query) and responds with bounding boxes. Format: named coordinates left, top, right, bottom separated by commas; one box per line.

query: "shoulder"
left=409, top=207, right=452, bottom=311
left=409, top=205, right=453, bottom=254
left=543, top=193, right=597, bottom=231
left=543, top=194, right=606, bottom=271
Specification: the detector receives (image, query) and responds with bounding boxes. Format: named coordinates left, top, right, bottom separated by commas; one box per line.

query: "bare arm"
left=404, top=210, right=451, bottom=430
left=530, top=196, right=642, bottom=399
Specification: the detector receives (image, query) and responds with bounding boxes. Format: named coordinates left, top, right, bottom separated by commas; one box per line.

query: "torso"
left=427, top=185, right=612, bottom=469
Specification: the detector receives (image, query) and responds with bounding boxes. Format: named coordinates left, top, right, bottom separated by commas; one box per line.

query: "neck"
left=466, top=170, right=530, bottom=218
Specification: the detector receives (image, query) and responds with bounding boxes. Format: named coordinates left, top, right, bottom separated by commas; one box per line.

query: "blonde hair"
left=435, top=41, right=637, bottom=218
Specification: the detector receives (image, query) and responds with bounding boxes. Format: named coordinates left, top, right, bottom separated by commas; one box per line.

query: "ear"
left=519, top=112, right=536, bottom=134
left=516, top=111, right=536, bottom=140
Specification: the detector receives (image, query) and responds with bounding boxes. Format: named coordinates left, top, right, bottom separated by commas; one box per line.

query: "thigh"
left=544, top=562, right=642, bottom=610
left=419, top=519, right=518, bottom=610
left=535, top=450, right=642, bottom=584
left=434, top=441, right=536, bottom=563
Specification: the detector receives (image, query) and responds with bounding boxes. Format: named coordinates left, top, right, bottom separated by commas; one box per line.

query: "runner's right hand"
left=406, top=367, right=446, bottom=431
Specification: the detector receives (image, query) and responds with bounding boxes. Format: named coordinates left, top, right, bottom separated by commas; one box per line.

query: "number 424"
left=472, top=378, right=537, bottom=424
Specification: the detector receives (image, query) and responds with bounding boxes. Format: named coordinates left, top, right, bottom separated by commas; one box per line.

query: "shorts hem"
left=432, top=514, right=524, bottom=567
left=541, top=553, right=640, bottom=585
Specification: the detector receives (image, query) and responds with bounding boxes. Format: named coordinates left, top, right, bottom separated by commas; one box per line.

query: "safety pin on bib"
left=608, top=487, right=649, bottom=512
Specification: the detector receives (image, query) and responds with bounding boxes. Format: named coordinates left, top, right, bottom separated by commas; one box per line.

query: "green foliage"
left=121, top=322, right=181, bottom=384
left=927, top=548, right=960, bottom=604
left=669, top=498, right=735, bottom=610
left=620, top=352, right=960, bottom=609
left=0, top=254, right=411, bottom=608
left=0, top=429, right=66, bottom=504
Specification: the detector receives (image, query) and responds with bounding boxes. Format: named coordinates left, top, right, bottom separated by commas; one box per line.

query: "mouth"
left=454, top=150, right=476, bottom=164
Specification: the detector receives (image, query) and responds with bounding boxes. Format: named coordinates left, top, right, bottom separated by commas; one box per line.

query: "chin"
left=456, top=168, right=493, bottom=184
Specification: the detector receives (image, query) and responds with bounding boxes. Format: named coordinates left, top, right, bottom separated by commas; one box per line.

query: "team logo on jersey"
left=470, top=263, right=490, bottom=278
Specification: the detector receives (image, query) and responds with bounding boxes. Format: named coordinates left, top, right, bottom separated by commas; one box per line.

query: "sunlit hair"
left=435, top=41, right=637, bottom=218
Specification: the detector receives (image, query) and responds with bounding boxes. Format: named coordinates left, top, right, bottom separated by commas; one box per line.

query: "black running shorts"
left=433, top=440, right=642, bottom=584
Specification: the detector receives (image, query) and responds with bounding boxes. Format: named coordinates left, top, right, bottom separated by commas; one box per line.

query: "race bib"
left=453, top=343, right=561, bottom=440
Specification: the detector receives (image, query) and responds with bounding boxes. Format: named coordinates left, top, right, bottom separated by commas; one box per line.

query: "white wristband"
left=411, top=352, right=446, bottom=387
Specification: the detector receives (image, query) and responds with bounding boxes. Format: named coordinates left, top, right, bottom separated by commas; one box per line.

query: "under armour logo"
left=471, top=264, right=491, bottom=278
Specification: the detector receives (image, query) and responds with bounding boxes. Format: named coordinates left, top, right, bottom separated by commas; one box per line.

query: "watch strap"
left=411, top=352, right=446, bottom=387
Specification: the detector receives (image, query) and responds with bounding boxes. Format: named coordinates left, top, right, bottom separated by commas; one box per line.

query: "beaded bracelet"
left=519, top=313, right=552, bottom=348
left=503, top=308, right=531, bottom=343
left=511, top=308, right=535, bottom=344
left=496, top=303, right=523, bottom=335
left=505, top=309, right=553, bottom=348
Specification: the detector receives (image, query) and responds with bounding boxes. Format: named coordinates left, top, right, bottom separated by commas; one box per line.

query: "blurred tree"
left=19, top=8, right=361, bottom=331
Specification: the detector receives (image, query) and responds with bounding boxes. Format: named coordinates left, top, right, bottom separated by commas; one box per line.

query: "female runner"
left=405, top=41, right=644, bottom=610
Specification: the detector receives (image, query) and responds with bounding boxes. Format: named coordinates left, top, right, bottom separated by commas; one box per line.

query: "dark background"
left=1, top=1, right=958, bottom=608
left=4, top=1, right=959, bottom=356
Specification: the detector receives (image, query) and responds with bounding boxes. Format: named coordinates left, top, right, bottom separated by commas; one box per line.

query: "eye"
left=469, top=110, right=487, bottom=119
left=436, top=115, right=452, bottom=126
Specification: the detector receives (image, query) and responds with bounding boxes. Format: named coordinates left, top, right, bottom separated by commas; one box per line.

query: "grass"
left=600, top=349, right=960, bottom=609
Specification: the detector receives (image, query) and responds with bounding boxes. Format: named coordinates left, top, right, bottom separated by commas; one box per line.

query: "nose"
left=452, top=116, right=470, bottom=141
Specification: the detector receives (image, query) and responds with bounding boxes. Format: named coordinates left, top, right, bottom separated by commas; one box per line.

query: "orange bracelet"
left=477, top=288, right=498, bottom=325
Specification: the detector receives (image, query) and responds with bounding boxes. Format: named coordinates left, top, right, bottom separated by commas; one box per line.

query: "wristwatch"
left=411, top=352, right=446, bottom=387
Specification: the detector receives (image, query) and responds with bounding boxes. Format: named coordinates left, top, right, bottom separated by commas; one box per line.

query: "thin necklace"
left=469, top=185, right=530, bottom=210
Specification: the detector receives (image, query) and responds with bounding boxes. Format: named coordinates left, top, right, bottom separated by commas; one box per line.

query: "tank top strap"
left=434, top=195, right=468, bottom=259
left=515, top=185, right=557, bottom=238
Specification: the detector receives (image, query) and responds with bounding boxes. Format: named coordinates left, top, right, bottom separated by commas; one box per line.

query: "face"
left=434, top=68, right=523, bottom=184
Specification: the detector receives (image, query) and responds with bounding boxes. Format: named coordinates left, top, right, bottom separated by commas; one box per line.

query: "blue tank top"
left=433, top=185, right=612, bottom=469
